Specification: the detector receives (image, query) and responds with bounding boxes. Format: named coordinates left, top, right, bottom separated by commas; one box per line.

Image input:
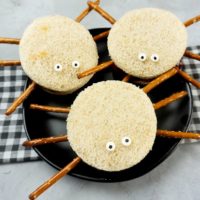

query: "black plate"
left=23, top=28, right=193, bottom=182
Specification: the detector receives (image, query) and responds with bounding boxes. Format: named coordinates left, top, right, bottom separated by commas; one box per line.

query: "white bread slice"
left=67, top=81, right=157, bottom=171
left=20, top=15, right=98, bottom=94
left=108, top=8, right=187, bottom=78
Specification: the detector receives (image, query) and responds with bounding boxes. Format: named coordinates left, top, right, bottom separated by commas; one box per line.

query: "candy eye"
left=106, top=142, right=116, bottom=151
left=54, top=64, right=62, bottom=72
left=151, top=54, right=159, bottom=62
left=138, top=53, right=147, bottom=62
left=122, top=136, right=132, bottom=146
left=72, top=61, right=80, bottom=68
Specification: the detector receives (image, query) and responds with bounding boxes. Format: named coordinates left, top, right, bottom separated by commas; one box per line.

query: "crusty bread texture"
left=20, top=15, right=98, bottom=94
left=67, top=81, right=157, bottom=171
left=108, top=8, right=187, bottom=78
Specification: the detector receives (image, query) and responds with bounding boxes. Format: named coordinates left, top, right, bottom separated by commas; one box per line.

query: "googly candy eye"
left=72, top=61, right=80, bottom=68
left=54, top=63, right=62, bottom=71
left=138, top=53, right=147, bottom=62
left=122, top=136, right=132, bottom=146
left=151, top=54, right=159, bottom=62
left=106, top=141, right=116, bottom=151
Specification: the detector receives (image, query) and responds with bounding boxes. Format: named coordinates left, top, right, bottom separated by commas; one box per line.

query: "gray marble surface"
left=1, top=143, right=200, bottom=200
left=0, top=0, right=200, bottom=199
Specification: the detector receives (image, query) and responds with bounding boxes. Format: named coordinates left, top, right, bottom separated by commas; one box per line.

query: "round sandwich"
left=20, top=15, right=98, bottom=94
left=67, top=81, right=157, bottom=171
left=108, top=8, right=187, bottom=79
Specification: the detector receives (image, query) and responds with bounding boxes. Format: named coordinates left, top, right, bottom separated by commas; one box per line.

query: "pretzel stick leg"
left=93, top=30, right=110, bottom=41
left=29, top=157, right=81, bottom=200
left=122, top=74, right=131, bottom=82
left=157, top=129, right=200, bottom=139
left=87, top=1, right=116, bottom=24
left=78, top=60, right=114, bottom=79
left=0, top=37, right=20, bottom=44
left=0, top=37, right=21, bottom=66
left=75, top=0, right=109, bottom=42
left=176, top=68, right=200, bottom=88
left=75, top=0, right=100, bottom=22
left=184, top=50, right=200, bottom=61
left=30, top=104, right=70, bottom=113
left=23, top=135, right=68, bottom=147
left=153, top=91, right=187, bottom=110
left=184, top=15, right=200, bottom=27
left=5, top=82, right=36, bottom=115
left=143, top=67, right=178, bottom=93
left=0, top=60, right=21, bottom=66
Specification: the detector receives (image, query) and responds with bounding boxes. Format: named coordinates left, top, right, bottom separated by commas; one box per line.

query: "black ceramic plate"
left=23, top=28, right=193, bottom=182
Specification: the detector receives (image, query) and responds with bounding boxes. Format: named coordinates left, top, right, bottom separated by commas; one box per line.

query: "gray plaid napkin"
left=0, top=66, right=39, bottom=163
left=181, top=46, right=200, bottom=143
left=0, top=46, right=200, bottom=163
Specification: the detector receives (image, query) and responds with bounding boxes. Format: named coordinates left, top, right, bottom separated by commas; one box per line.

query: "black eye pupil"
left=125, top=139, right=129, bottom=143
left=154, top=57, right=157, bottom=60
left=141, top=56, right=144, bottom=59
left=57, top=65, right=60, bottom=68
left=109, top=145, right=113, bottom=149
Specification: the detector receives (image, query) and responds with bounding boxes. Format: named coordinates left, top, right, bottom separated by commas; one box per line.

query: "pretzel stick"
left=29, top=157, right=81, bottom=200
left=176, top=68, right=200, bottom=88
left=0, top=38, right=21, bottom=66
left=93, top=30, right=110, bottom=41
left=5, top=81, right=36, bottom=115
left=78, top=60, right=114, bottom=79
left=87, top=1, right=116, bottom=24
left=143, top=67, right=178, bottom=93
left=75, top=0, right=100, bottom=22
left=30, top=104, right=70, bottom=113
left=23, top=135, right=68, bottom=147
left=0, top=37, right=20, bottom=44
left=0, top=60, right=21, bottom=66
left=184, top=15, right=200, bottom=27
left=122, top=74, right=131, bottom=82
left=184, top=50, right=200, bottom=61
left=157, top=129, right=200, bottom=139
left=153, top=91, right=187, bottom=110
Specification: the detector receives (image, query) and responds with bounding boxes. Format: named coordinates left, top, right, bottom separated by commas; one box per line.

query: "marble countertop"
left=1, top=143, right=200, bottom=200
left=0, top=0, right=200, bottom=200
